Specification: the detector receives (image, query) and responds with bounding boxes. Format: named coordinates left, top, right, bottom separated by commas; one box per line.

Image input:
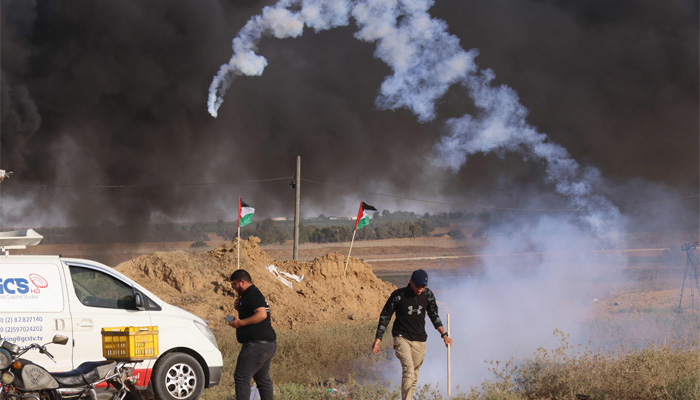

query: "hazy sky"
left=1, top=0, right=697, bottom=227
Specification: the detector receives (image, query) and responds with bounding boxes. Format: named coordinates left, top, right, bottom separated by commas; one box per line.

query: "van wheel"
left=152, top=353, right=204, bottom=400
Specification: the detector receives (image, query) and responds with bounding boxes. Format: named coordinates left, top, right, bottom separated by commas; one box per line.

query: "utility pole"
left=293, top=156, right=301, bottom=260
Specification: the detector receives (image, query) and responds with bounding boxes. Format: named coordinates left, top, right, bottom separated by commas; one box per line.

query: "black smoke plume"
left=1, top=0, right=697, bottom=230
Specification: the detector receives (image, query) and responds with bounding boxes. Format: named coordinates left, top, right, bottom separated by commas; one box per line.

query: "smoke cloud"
left=1, top=0, right=696, bottom=228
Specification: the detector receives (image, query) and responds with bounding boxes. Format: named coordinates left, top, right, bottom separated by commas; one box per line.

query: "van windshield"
left=69, top=266, right=137, bottom=310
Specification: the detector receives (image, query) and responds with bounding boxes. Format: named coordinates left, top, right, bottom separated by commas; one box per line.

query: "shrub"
left=512, top=330, right=700, bottom=400
left=447, top=229, right=465, bottom=239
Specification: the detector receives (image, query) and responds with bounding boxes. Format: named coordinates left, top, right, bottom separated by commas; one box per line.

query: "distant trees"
left=221, top=218, right=289, bottom=245
left=34, top=209, right=488, bottom=246
left=447, top=229, right=465, bottom=239
left=298, top=224, right=354, bottom=244
left=295, top=219, right=434, bottom=243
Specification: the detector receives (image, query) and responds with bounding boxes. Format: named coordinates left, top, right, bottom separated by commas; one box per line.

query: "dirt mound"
left=115, top=237, right=396, bottom=331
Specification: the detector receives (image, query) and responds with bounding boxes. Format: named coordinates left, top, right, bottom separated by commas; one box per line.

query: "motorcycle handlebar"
left=16, top=343, right=55, bottom=361
left=42, top=347, right=54, bottom=360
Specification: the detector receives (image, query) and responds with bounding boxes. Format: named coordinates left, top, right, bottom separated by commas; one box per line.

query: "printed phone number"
left=1, top=325, right=44, bottom=333
left=0, top=317, right=43, bottom=323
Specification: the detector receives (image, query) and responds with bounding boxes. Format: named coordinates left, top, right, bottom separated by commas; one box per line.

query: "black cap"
left=410, top=269, right=428, bottom=286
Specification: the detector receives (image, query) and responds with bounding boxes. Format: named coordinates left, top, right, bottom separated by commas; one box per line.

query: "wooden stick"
left=237, top=197, right=241, bottom=270
left=447, top=313, right=451, bottom=398
left=344, top=229, right=357, bottom=276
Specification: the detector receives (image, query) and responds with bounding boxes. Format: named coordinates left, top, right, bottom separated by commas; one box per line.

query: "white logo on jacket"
left=407, top=305, right=422, bottom=315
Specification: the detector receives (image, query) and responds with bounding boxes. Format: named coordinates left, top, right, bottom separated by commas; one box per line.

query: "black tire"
left=151, top=353, right=204, bottom=400
left=39, top=391, right=58, bottom=400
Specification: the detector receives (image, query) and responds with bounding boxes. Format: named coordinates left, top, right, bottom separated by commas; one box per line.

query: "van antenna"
left=0, top=229, right=43, bottom=255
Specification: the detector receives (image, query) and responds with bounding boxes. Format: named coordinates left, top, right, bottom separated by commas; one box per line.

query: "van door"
left=0, top=261, right=73, bottom=372
left=64, top=263, right=153, bottom=369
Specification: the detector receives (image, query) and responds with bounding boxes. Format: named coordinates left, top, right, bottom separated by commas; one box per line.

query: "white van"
left=0, top=230, right=222, bottom=400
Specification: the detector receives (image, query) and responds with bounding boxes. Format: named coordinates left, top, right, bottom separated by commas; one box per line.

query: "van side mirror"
left=134, top=292, right=146, bottom=311
left=52, top=335, right=69, bottom=345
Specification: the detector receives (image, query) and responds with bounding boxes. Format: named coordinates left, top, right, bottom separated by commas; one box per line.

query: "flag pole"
left=344, top=229, right=357, bottom=276
left=237, top=197, right=241, bottom=270
left=447, top=313, right=451, bottom=397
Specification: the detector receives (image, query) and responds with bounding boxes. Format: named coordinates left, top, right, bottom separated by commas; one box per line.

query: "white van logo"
left=29, top=274, right=48, bottom=294
left=0, top=278, right=29, bottom=294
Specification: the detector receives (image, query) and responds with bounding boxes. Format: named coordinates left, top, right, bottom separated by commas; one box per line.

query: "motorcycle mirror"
left=52, top=335, right=69, bottom=345
left=1, top=341, right=19, bottom=354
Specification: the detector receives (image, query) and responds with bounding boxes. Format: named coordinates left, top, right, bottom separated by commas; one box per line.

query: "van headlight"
left=194, top=320, right=218, bottom=349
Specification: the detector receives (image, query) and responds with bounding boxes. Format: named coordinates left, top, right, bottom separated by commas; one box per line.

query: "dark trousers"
left=234, top=341, right=277, bottom=400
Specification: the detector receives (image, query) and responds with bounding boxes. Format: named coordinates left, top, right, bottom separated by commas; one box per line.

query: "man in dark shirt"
left=227, top=270, right=276, bottom=400
left=372, top=269, right=453, bottom=400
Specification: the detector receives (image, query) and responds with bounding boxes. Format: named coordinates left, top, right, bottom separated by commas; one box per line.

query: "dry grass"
left=202, top=321, right=396, bottom=400
left=481, top=330, right=700, bottom=400
left=202, top=320, right=699, bottom=400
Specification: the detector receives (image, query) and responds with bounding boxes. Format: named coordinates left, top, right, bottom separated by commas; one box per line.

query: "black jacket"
left=375, top=285, right=442, bottom=342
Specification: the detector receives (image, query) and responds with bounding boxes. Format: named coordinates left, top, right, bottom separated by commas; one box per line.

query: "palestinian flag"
left=354, top=201, right=377, bottom=230
left=238, top=198, right=255, bottom=227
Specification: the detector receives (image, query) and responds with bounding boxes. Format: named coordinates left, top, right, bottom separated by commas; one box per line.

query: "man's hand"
left=371, top=338, right=381, bottom=354
left=443, top=335, right=453, bottom=347
left=437, top=327, right=453, bottom=347
left=229, top=307, right=266, bottom=330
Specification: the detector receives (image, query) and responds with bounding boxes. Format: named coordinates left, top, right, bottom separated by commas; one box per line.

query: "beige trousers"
left=393, top=336, right=427, bottom=400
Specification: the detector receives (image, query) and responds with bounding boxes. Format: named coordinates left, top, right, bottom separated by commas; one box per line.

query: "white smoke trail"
left=435, top=69, right=623, bottom=234
left=208, top=0, right=352, bottom=117
left=209, top=0, right=476, bottom=122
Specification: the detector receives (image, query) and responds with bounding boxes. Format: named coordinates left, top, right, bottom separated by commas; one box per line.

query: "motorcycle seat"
left=52, top=360, right=117, bottom=387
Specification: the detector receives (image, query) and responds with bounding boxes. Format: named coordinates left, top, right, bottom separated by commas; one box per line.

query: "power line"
left=3, top=174, right=697, bottom=212
left=300, top=178, right=459, bottom=206
left=302, top=177, right=576, bottom=211
left=301, top=178, right=699, bottom=212
left=622, top=194, right=699, bottom=208
left=5, top=177, right=294, bottom=189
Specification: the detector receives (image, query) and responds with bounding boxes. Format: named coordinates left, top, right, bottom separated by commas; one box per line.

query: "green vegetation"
left=219, top=218, right=290, bottom=245
left=295, top=218, right=434, bottom=244
left=190, top=240, right=208, bottom=248
left=217, top=213, right=439, bottom=245
left=203, top=321, right=700, bottom=400
left=447, top=229, right=465, bottom=239
left=28, top=210, right=488, bottom=245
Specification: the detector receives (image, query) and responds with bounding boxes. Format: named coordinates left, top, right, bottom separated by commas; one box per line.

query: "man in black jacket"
left=227, top=269, right=276, bottom=400
left=372, top=269, right=452, bottom=400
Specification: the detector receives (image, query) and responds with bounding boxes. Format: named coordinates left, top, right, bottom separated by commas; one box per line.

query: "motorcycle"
left=0, top=335, right=142, bottom=400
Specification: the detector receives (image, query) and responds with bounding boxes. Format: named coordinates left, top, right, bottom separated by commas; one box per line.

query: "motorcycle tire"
left=39, top=391, right=57, bottom=400
left=151, top=353, right=204, bottom=400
